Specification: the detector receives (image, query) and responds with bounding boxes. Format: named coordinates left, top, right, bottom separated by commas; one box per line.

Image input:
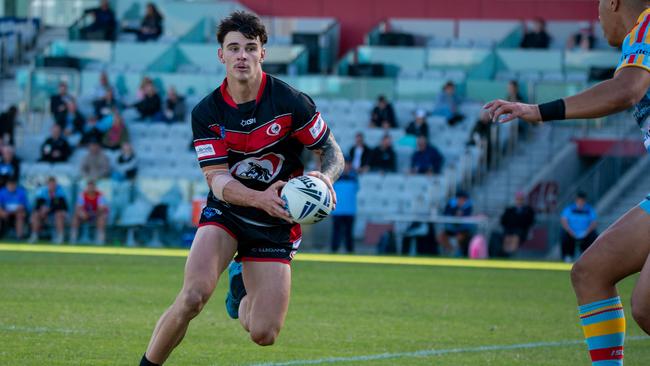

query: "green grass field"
left=1, top=244, right=649, bottom=365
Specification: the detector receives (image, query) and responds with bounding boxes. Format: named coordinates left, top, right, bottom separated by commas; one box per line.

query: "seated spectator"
left=93, top=88, right=121, bottom=119
left=0, top=145, right=20, bottom=188
left=70, top=180, right=109, bottom=245
left=133, top=81, right=162, bottom=120
left=410, top=136, right=444, bottom=175
left=40, top=124, right=72, bottom=163
left=123, top=2, right=164, bottom=42
left=80, top=116, right=104, bottom=147
left=348, top=132, right=371, bottom=173
left=29, top=177, right=68, bottom=244
left=57, top=100, right=86, bottom=136
left=506, top=80, right=524, bottom=103
left=567, top=22, right=595, bottom=50
left=467, top=110, right=494, bottom=167
left=369, top=95, right=397, bottom=128
left=163, top=87, right=187, bottom=122
left=405, top=109, right=429, bottom=138
left=330, top=161, right=358, bottom=253
left=81, top=142, right=111, bottom=181
left=80, top=0, right=116, bottom=41
left=102, top=111, right=129, bottom=150
left=561, top=191, right=598, bottom=263
left=500, top=192, right=535, bottom=256
left=113, top=142, right=138, bottom=181
left=433, top=81, right=464, bottom=126
left=92, top=71, right=117, bottom=101
left=521, top=17, right=551, bottom=49
left=438, top=191, right=474, bottom=256
left=0, top=105, right=18, bottom=145
left=0, top=178, right=28, bottom=239
left=368, top=134, right=397, bottom=173
left=50, top=81, right=74, bottom=128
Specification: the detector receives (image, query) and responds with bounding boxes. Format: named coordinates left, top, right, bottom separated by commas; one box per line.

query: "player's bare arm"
left=308, top=133, right=344, bottom=207
left=485, top=67, right=650, bottom=124
left=202, top=165, right=292, bottom=222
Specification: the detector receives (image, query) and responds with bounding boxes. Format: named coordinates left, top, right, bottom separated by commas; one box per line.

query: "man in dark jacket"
left=500, top=191, right=535, bottom=256
left=40, top=125, right=72, bottom=163
left=370, top=95, right=397, bottom=128
left=348, top=132, right=371, bottom=173
left=368, top=134, right=397, bottom=173
left=81, top=0, right=117, bottom=41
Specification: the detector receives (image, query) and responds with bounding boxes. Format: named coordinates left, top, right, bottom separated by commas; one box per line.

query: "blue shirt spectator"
left=561, top=200, right=597, bottom=239
left=433, top=81, right=464, bottom=126
left=411, top=136, right=444, bottom=175
left=332, top=168, right=358, bottom=216
left=35, top=183, right=68, bottom=211
left=0, top=183, right=28, bottom=213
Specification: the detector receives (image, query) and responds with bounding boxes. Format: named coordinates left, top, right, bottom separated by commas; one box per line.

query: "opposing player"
left=139, top=11, right=344, bottom=366
left=486, top=1, right=650, bottom=364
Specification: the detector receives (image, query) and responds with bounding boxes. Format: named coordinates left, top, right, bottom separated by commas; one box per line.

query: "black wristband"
left=538, top=99, right=566, bottom=122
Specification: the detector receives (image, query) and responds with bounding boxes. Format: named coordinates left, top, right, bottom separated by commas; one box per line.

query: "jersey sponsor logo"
left=309, top=115, right=325, bottom=139
left=202, top=207, right=222, bottom=218
left=266, top=122, right=281, bottom=136
left=241, top=118, right=256, bottom=126
left=230, top=153, right=285, bottom=183
left=195, top=144, right=216, bottom=158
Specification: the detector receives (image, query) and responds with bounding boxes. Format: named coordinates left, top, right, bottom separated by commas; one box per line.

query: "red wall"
left=240, top=0, right=599, bottom=54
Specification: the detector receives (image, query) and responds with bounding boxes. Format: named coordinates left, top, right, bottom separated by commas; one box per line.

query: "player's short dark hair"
left=576, top=191, right=587, bottom=200
left=217, top=11, right=268, bottom=46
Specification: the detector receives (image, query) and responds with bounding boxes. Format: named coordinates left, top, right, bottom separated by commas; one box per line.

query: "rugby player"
left=139, top=11, right=344, bottom=365
left=486, top=1, right=650, bottom=364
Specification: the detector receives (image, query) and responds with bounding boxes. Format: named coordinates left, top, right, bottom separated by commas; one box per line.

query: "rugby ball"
left=281, top=175, right=333, bottom=224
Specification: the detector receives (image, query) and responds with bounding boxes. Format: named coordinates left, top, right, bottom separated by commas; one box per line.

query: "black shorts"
left=198, top=205, right=301, bottom=264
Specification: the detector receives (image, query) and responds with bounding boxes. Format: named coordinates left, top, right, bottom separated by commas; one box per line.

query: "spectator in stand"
left=330, top=161, right=358, bottom=253
left=0, top=178, right=28, bottom=239
left=94, top=88, right=121, bottom=119
left=0, top=105, right=18, bottom=145
left=438, top=191, right=474, bottom=257
left=80, top=0, right=117, bottom=41
left=410, top=136, right=444, bottom=175
left=433, top=81, right=464, bottom=126
left=50, top=81, right=74, bottom=128
left=70, top=180, right=109, bottom=245
left=521, top=17, right=551, bottom=49
left=506, top=80, right=524, bottom=103
left=92, top=71, right=117, bottom=101
left=57, top=100, right=86, bottom=136
left=29, top=177, right=68, bottom=244
left=567, top=22, right=596, bottom=50
left=0, top=145, right=20, bottom=188
left=163, top=86, right=187, bottom=122
left=500, top=191, right=536, bottom=256
left=123, top=2, right=164, bottom=42
left=133, top=80, right=162, bottom=120
left=80, top=116, right=104, bottom=147
left=369, top=95, right=397, bottom=128
left=40, top=124, right=72, bottom=163
left=467, top=110, right=494, bottom=167
left=348, top=132, right=371, bottom=173
left=368, top=134, right=397, bottom=173
left=405, top=109, right=429, bottom=138
left=561, top=191, right=598, bottom=263
left=113, top=142, right=138, bottom=181
left=81, top=141, right=111, bottom=181
left=102, top=111, right=129, bottom=150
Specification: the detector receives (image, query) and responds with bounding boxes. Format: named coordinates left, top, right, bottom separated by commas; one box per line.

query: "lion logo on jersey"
left=231, top=153, right=285, bottom=183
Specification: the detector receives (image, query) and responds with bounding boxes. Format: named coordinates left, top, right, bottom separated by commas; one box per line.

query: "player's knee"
left=250, top=326, right=279, bottom=346
left=632, top=297, right=650, bottom=332
left=570, top=258, right=591, bottom=290
left=179, top=288, right=210, bottom=318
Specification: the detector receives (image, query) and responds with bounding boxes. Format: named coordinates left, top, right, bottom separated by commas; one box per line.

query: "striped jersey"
left=617, top=8, right=650, bottom=153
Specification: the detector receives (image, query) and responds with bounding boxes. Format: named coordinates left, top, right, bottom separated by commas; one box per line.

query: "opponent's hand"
left=252, top=181, right=293, bottom=223
left=307, top=171, right=337, bottom=210
left=483, top=100, right=543, bottom=124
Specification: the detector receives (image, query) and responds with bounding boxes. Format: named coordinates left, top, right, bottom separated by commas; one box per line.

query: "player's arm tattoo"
left=313, top=133, right=345, bottom=182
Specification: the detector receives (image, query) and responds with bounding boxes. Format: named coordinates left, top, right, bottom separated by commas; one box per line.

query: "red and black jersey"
left=192, top=72, right=330, bottom=226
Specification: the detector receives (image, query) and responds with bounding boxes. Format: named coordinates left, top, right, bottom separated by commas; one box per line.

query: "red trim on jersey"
left=240, top=257, right=291, bottom=265
left=289, top=224, right=302, bottom=242
left=589, top=346, right=624, bottom=361
left=194, top=139, right=228, bottom=161
left=637, top=17, right=650, bottom=43
left=293, top=112, right=328, bottom=146
left=198, top=222, right=237, bottom=240
left=219, top=72, right=268, bottom=109
left=225, top=114, right=293, bottom=153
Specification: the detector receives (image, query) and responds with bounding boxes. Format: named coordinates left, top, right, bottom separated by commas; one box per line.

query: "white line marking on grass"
left=0, top=325, right=89, bottom=334
left=247, top=336, right=649, bottom=366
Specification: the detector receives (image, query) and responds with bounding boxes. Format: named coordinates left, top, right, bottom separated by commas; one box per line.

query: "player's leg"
left=53, top=210, right=66, bottom=244
left=344, top=216, right=355, bottom=253
left=238, top=261, right=291, bottom=346
left=571, top=206, right=650, bottom=365
left=143, top=226, right=237, bottom=365
left=561, top=230, right=576, bottom=262
left=28, top=209, right=45, bottom=242
left=631, top=253, right=650, bottom=334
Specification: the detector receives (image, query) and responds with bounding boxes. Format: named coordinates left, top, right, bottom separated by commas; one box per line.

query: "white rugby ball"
left=281, top=175, right=333, bottom=224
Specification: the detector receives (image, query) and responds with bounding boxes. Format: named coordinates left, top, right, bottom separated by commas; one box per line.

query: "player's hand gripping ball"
left=281, top=175, right=333, bottom=224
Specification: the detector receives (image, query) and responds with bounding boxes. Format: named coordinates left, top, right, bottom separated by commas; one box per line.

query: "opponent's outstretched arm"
left=486, top=67, right=650, bottom=123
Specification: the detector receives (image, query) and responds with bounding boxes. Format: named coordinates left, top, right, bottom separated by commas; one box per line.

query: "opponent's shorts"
left=197, top=205, right=301, bottom=264
left=640, top=195, right=650, bottom=215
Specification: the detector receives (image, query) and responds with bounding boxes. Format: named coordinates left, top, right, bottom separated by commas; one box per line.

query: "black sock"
left=140, top=354, right=160, bottom=366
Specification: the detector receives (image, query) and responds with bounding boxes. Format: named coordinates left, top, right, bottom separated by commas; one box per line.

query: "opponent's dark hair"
left=217, top=11, right=268, bottom=45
